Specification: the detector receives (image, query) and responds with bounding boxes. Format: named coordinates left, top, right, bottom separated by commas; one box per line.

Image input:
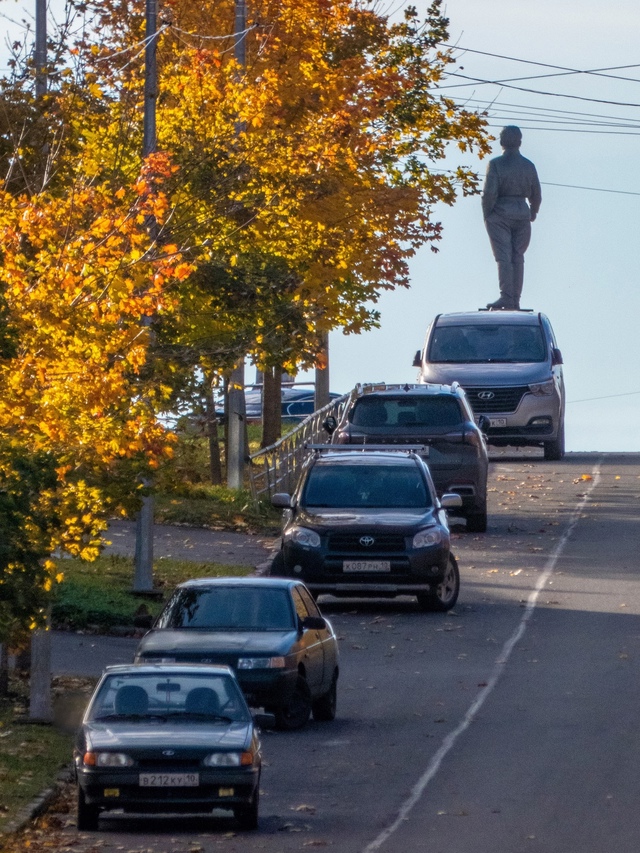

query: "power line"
left=568, top=390, right=640, bottom=404
left=444, top=74, right=640, bottom=108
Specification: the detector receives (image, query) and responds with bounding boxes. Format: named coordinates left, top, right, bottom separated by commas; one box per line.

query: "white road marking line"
left=362, top=462, right=602, bottom=853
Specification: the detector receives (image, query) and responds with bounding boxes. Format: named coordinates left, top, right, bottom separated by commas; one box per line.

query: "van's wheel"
left=416, top=555, right=460, bottom=612
left=274, top=675, right=312, bottom=730
left=544, top=423, right=565, bottom=461
left=312, top=672, right=337, bottom=722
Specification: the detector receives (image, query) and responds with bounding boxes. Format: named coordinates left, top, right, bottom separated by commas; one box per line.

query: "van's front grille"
left=464, top=386, right=528, bottom=414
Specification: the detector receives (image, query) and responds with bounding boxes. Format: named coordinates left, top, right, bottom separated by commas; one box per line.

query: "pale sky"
left=4, top=0, right=640, bottom=451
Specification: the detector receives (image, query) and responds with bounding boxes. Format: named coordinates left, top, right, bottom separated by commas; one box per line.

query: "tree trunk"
left=204, top=377, right=223, bottom=485
left=315, top=332, right=330, bottom=410
left=261, top=366, right=282, bottom=448
left=0, top=644, right=8, bottom=696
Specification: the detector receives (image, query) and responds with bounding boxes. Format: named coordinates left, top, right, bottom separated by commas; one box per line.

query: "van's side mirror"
left=552, top=347, right=563, bottom=366
left=412, top=349, right=422, bottom=368
left=323, top=416, right=337, bottom=435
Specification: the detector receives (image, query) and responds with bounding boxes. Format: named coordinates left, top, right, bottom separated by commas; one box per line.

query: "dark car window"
left=350, top=396, right=464, bottom=429
left=297, top=586, right=322, bottom=619
left=303, top=463, right=430, bottom=509
left=429, top=324, right=546, bottom=363
left=88, top=672, right=249, bottom=722
left=291, top=587, right=309, bottom=621
left=157, top=587, right=296, bottom=631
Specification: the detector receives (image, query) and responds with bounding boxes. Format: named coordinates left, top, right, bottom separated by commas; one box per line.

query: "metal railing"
left=248, top=389, right=358, bottom=501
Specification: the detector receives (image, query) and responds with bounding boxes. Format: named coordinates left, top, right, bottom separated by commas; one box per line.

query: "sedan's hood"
left=137, top=630, right=297, bottom=657
left=297, top=506, right=438, bottom=532
left=421, top=362, right=551, bottom=386
left=84, top=720, right=251, bottom=752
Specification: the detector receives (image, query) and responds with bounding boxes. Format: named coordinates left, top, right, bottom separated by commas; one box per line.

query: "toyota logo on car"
left=359, top=536, right=375, bottom=547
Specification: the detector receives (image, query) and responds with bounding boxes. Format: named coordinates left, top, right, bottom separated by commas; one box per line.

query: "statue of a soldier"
left=482, top=126, right=541, bottom=310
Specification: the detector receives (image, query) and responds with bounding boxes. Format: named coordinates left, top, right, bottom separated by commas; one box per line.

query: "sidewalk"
left=52, top=520, right=278, bottom=678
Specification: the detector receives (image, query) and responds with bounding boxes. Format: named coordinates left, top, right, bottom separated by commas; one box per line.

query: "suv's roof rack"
left=305, top=443, right=429, bottom=455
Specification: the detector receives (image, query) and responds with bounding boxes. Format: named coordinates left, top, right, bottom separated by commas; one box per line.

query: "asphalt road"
left=35, top=451, right=640, bottom=852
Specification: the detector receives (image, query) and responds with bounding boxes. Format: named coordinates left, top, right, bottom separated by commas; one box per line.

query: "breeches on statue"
left=485, top=213, right=532, bottom=301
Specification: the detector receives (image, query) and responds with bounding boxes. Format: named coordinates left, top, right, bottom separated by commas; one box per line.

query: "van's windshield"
left=429, top=325, right=546, bottom=363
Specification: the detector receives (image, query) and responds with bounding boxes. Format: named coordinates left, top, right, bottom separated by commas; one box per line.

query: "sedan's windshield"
left=304, top=463, right=430, bottom=509
left=158, top=587, right=296, bottom=631
left=88, top=672, right=249, bottom=723
left=429, top=324, right=546, bottom=363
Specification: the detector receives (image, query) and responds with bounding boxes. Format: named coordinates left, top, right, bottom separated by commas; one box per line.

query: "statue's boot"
left=512, top=262, right=524, bottom=310
left=487, top=262, right=517, bottom=309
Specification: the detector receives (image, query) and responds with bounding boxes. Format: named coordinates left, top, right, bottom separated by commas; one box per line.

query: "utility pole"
left=34, top=0, right=47, bottom=98
left=226, top=0, right=248, bottom=490
left=133, top=0, right=158, bottom=592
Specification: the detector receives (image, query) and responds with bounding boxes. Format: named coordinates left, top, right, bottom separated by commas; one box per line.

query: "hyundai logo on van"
left=478, top=391, right=495, bottom=400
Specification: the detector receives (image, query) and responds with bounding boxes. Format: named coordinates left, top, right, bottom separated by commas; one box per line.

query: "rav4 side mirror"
left=477, top=415, right=490, bottom=433
left=412, top=349, right=422, bottom=368
left=551, top=347, right=563, bottom=366
left=323, top=416, right=338, bottom=435
left=440, top=493, right=463, bottom=510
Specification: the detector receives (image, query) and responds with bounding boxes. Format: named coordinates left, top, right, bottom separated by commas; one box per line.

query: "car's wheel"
left=312, top=672, right=337, bottom=722
left=274, top=675, right=312, bottom=730
left=270, top=550, right=285, bottom=576
left=544, top=423, right=565, bottom=461
left=77, top=787, right=100, bottom=831
left=235, top=784, right=259, bottom=830
left=416, top=554, right=460, bottom=612
left=465, top=508, right=487, bottom=533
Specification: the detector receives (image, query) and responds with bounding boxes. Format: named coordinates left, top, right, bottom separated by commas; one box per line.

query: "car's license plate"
left=343, top=561, right=391, bottom=572
left=139, top=773, right=199, bottom=787
left=489, top=418, right=507, bottom=427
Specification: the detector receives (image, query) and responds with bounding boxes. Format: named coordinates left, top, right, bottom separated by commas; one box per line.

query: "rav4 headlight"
left=412, top=528, right=443, bottom=548
left=529, top=380, right=555, bottom=396
left=285, top=527, right=321, bottom=548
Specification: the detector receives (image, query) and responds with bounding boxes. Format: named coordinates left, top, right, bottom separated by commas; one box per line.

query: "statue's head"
left=499, top=125, right=522, bottom=149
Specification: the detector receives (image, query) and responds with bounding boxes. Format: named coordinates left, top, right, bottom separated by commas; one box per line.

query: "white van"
left=414, top=310, right=565, bottom=460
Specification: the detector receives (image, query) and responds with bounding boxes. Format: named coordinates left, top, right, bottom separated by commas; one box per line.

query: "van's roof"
left=434, top=311, right=543, bottom=327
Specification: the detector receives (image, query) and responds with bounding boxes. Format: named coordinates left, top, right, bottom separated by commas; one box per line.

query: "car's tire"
left=312, top=672, right=337, bottom=722
left=235, top=784, right=259, bottom=830
left=77, top=787, right=100, bottom=832
left=274, top=675, right=312, bottom=730
left=416, top=554, right=460, bottom=612
left=270, top=550, right=285, bottom=576
left=544, top=423, right=565, bottom=461
left=465, top=508, right=487, bottom=533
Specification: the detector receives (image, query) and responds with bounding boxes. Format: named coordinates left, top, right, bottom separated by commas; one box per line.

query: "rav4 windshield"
left=430, top=325, right=546, bottom=363
left=304, top=463, right=431, bottom=509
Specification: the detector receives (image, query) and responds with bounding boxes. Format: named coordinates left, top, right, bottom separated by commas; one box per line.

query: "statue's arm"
left=482, top=162, right=498, bottom=219
left=529, top=165, right=542, bottom=221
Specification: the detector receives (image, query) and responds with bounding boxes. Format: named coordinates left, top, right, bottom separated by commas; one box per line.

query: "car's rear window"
left=303, top=463, right=430, bottom=509
left=157, top=587, right=295, bottom=631
left=350, top=396, right=464, bottom=428
left=429, top=324, right=546, bottom=363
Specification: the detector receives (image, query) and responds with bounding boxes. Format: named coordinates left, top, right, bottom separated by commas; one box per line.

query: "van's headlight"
left=529, top=380, right=554, bottom=396
left=413, top=528, right=442, bottom=548
left=285, top=527, right=321, bottom=548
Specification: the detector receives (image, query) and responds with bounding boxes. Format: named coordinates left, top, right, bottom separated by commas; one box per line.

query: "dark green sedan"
left=74, top=663, right=268, bottom=831
left=134, top=577, right=339, bottom=730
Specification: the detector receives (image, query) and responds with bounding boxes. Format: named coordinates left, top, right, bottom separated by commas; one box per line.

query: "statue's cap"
left=499, top=125, right=522, bottom=148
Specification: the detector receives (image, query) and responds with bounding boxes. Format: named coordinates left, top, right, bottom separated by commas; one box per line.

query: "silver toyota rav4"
left=414, top=310, right=565, bottom=460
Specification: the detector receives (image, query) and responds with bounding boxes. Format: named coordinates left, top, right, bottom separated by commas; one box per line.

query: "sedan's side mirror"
left=271, top=493, right=293, bottom=508
left=412, top=349, right=422, bottom=368
left=440, top=493, right=463, bottom=510
left=253, top=712, right=276, bottom=729
left=300, top=615, right=326, bottom=631
left=323, top=416, right=337, bottom=435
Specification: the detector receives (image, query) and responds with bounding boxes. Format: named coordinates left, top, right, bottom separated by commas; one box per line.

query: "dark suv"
left=324, top=384, right=489, bottom=533
left=271, top=448, right=462, bottom=611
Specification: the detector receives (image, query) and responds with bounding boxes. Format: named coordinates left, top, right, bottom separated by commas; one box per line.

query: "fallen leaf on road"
left=294, top=804, right=317, bottom=814
left=303, top=842, right=330, bottom=847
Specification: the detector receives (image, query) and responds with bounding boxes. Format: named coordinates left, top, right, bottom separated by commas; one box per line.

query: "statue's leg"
left=485, top=215, right=517, bottom=309
left=512, top=262, right=524, bottom=309
left=512, top=219, right=532, bottom=308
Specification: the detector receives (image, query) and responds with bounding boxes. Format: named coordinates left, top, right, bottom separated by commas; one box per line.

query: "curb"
left=1, top=766, right=73, bottom=840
